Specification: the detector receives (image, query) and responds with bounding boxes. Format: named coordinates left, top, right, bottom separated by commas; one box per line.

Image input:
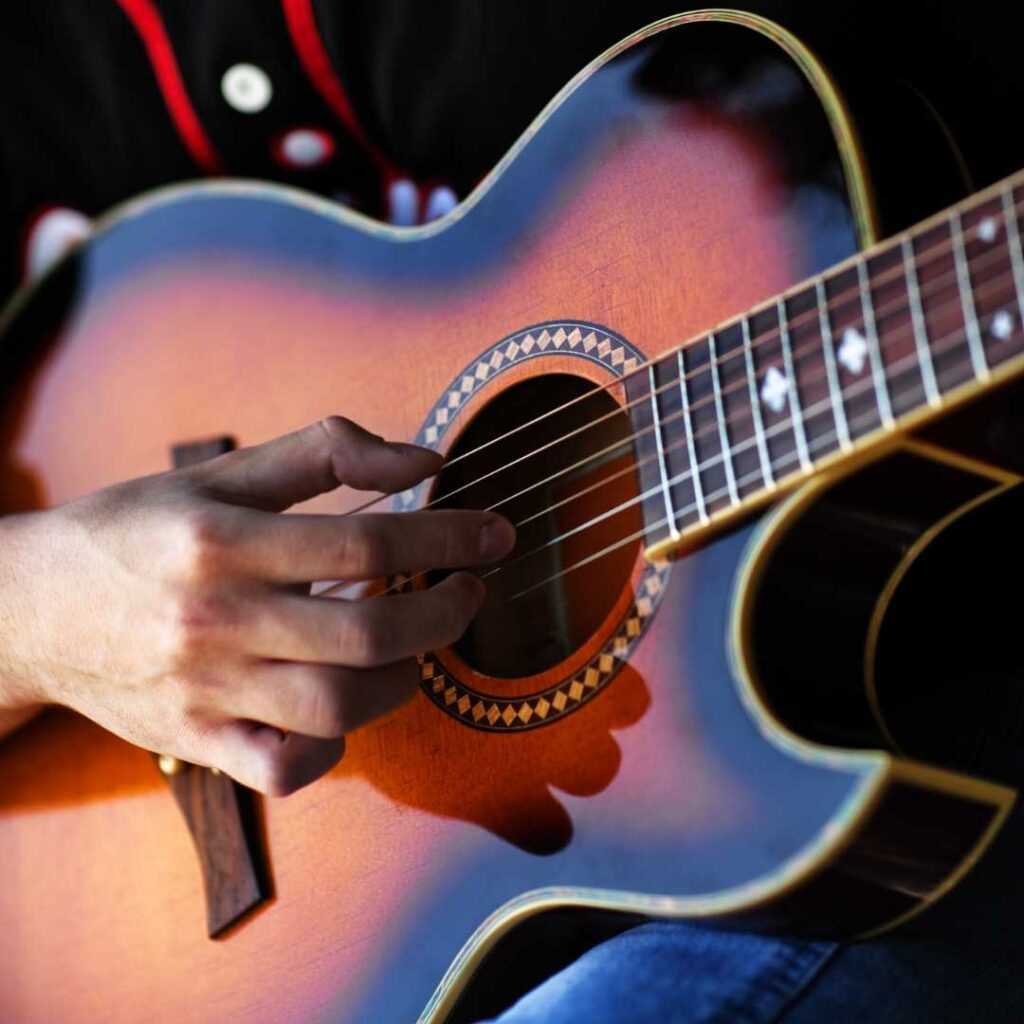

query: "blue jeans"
left=490, top=800, right=1024, bottom=1022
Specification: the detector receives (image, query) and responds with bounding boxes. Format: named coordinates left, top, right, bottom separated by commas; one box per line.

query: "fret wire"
left=741, top=317, right=775, bottom=489
left=777, top=299, right=811, bottom=471
left=647, top=363, right=679, bottom=541
left=677, top=347, right=709, bottom=522
left=1001, top=186, right=1024, bottom=326
left=950, top=210, right=990, bottom=381
left=707, top=332, right=739, bottom=504
left=358, top=178, right=1024, bottom=528
left=518, top=235, right=1014, bottom=539
left=507, top=232, right=1013, bottom=545
left=900, top=235, right=941, bottom=407
left=460, top=269, right=1024, bottom=605
left=814, top=280, right=851, bottom=450
left=856, top=259, right=895, bottom=428
left=511, top=321, right=1011, bottom=601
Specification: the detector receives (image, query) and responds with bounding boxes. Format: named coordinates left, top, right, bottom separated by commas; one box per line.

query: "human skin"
left=0, top=416, right=514, bottom=794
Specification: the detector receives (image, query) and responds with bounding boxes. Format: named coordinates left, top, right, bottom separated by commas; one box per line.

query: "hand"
left=0, top=417, right=514, bottom=794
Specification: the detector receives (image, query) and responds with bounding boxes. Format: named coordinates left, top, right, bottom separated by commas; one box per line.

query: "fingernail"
left=390, top=441, right=442, bottom=463
left=478, top=516, right=516, bottom=561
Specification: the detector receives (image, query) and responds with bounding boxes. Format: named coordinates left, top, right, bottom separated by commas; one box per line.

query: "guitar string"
left=504, top=318, right=1013, bottom=601
left=325, top=258, right=1019, bottom=601
left=451, top=236, right=1015, bottom=525
left=344, top=216, right=1015, bottom=538
left=343, top=186, right=1022, bottom=518
left=347, top=209, right=1007, bottom=516
left=331, top=254, right=1019, bottom=602
left=421, top=218, right=1016, bottom=515
left=495, top=263, right=1019, bottom=587
left=320, top=240, right=1018, bottom=599
left=471, top=270, right=1018, bottom=599
left=419, top=187, right=1021, bottom=481
left=506, top=406, right=881, bottom=603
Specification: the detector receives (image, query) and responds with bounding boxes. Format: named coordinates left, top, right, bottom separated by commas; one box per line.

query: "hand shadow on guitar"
left=0, top=664, right=651, bottom=862
left=337, top=663, right=651, bottom=856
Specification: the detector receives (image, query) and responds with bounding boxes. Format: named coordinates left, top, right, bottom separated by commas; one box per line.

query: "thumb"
left=193, top=417, right=442, bottom=511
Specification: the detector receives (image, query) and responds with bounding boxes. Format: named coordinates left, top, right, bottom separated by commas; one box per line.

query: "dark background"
left=337, top=1, right=1019, bottom=195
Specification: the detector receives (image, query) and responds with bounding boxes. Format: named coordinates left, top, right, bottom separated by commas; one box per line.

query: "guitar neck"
left=637, top=167, right=1024, bottom=561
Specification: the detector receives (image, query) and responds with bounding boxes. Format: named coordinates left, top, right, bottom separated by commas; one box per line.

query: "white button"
left=424, top=185, right=457, bottom=222
left=221, top=63, right=273, bottom=114
left=278, top=128, right=334, bottom=168
left=387, top=178, right=419, bottom=226
left=24, top=207, right=91, bottom=282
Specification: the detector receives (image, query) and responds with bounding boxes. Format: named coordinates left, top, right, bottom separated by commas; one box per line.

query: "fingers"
left=196, top=416, right=443, bottom=512
left=149, top=415, right=496, bottom=800
left=229, top=658, right=419, bottom=738
left=225, top=507, right=515, bottom=583
left=245, top=572, right=484, bottom=665
left=203, top=720, right=347, bottom=796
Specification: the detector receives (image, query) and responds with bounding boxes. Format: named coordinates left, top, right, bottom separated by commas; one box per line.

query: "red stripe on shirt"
left=281, top=0, right=399, bottom=179
left=115, top=0, right=225, bottom=174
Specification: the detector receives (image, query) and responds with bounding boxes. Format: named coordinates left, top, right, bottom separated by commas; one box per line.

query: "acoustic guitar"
left=3, top=9, right=1024, bottom=1022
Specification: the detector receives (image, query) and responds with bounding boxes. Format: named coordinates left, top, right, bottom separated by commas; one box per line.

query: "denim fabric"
left=490, top=923, right=834, bottom=1023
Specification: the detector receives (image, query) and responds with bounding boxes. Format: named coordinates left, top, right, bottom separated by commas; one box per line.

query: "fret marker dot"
left=760, top=366, right=789, bottom=414
left=838, top=326, right=869, bottom=375
left=977, top=217, right=999, bottom=244
left=991, top=309, right=1014, bottom=341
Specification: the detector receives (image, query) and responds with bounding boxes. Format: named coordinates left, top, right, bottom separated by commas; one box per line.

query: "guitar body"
left=0, top=12, right=1018, bottom=1023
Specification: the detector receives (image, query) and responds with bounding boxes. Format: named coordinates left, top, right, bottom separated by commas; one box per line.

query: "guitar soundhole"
left=430, top=373, right=642, bottom=679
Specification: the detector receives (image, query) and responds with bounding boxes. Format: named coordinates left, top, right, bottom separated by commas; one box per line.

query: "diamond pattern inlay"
left=395, top=321, right=670, bottom=731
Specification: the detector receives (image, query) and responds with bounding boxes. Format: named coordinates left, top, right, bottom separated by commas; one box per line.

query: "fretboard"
left=631, top=168, right=1024, bottom=560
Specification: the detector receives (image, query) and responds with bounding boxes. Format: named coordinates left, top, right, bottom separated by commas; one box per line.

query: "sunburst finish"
left=0, top=12, right=1015, bottom=1024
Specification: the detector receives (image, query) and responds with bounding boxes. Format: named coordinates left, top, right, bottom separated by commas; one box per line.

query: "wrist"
left=0, top=511, right=55, bottom=722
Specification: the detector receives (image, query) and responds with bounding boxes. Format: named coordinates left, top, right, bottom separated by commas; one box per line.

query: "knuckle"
left=174, top=508, right=231, bottom=578
left=338, top=607, right=388, bottom=666
left=310, top=670, right=351, bottom=736
left=336, top=519, right=386, bottom=577
left=438, top=517, right=466, bottom=567
left=317, top=415, right=357, bottom=450
left=316, top=416, right=385, bottom=491
left=160, top=587, right=233, bottom=662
